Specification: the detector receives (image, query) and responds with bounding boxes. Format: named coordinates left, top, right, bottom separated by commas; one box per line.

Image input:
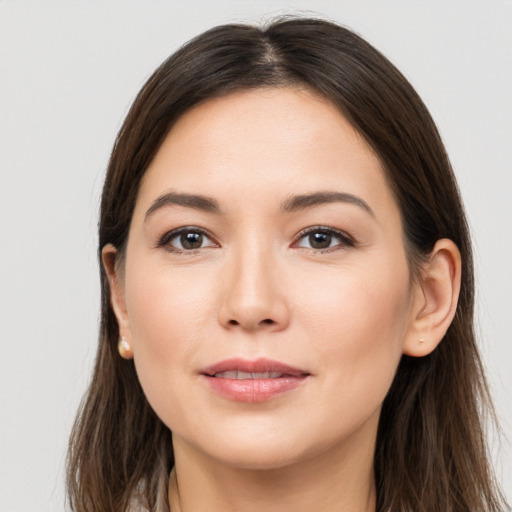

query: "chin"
left=179, top=419, right=343, bottom=472
left=171, top=419, right=312, bottom=471
left=208, top=441, right=308, bottom=471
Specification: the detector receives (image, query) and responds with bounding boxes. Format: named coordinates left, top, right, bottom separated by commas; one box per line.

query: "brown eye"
left=295, top=227, right=354, bottom=251
left=308, top=232, right=332, bottom=249
left=161, top=228, right=216, bottom=252
left=180, top=232, right=204, bottom=250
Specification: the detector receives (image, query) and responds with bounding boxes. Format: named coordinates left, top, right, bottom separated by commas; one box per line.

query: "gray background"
left=1, top=1, right=511, bottom=510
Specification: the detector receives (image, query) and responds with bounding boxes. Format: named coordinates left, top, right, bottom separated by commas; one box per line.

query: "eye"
left=159, top=227, right=217, bottom=252
left=294, top=227, right=354, bottom=251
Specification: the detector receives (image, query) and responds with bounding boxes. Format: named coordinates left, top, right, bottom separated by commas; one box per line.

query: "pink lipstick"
left=200, top=358, right=310, bottom=402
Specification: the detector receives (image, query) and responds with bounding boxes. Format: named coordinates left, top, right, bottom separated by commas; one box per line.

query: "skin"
left=104, top=87, right=461, bottom=512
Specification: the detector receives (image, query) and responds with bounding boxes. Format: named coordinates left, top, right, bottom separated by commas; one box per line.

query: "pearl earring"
left=419, top=338, right=425, bottom=344
left=118, top=336, right=133, bottom=359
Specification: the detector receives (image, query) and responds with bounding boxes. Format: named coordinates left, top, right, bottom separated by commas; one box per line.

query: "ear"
left=403, top=239, right=461, bottom=357
left=102, top=243, right=133, bottom=359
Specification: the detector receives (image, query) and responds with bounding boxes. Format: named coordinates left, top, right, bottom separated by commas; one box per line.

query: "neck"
left=168, top=421, right=377, bottom=512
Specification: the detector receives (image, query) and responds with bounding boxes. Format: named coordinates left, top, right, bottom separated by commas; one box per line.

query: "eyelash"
left=292, top=226, right=355, bottom=253
left=157, top=226, right=217, bottom=253
left=157, top=226, right=355, bottom=254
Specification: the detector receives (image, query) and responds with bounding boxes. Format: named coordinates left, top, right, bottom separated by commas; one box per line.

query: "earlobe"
left=118, top=336, right=134, bottom=359
left=102, top=244, right=133, bottom=358
left=403, top=239, right=461, bottom=357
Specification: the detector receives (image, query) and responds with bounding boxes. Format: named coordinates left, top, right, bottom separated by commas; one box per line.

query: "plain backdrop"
left=0, top=1, right=511, bottom=510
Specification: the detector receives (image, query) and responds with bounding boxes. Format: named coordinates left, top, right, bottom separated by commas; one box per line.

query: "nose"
left=217, top=243, right=290, bottom=333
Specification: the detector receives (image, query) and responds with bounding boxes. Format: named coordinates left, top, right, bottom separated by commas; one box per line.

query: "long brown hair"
left=67, top=17, right=508, bottom=512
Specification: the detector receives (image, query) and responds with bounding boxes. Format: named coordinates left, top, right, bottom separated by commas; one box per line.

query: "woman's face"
left=114, top=87, right=423, bottom=469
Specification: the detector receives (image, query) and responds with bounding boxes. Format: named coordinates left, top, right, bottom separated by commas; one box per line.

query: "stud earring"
left=118, top=336, right=133, bottom=359
left=419, top=338, right=425, bottom=344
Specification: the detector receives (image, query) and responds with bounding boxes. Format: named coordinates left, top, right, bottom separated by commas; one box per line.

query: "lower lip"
left=203, top=375, right=308, bottom=402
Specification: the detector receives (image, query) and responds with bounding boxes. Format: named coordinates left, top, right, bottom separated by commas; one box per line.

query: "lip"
left=200, top=358, right=310, bottom=403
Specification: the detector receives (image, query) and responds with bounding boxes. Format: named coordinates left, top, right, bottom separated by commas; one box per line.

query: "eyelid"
left=157, top=226, right=219, bottom=251
left=292, top=225, right=355, bottom=250
left=155, top=224, right=354, bottom=253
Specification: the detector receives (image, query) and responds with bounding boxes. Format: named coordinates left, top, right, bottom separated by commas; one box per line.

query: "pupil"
left=309, top=232, right=331, bottom=249
left=181, top=232, right=202, bottom=249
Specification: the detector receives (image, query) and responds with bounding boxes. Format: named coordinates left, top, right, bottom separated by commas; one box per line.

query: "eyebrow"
left=145, top=192, right=221, bottom=221
left=144, top=190, right=375, bottom=221
left=282, top=191, right=375, bottom=218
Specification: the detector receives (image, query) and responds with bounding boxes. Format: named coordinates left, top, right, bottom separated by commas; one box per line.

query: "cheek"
left=297, top=258, right=412, bottom=399
left=123, top=262, right=216, bottom=403
left=126, top=258, right=214, bottom=344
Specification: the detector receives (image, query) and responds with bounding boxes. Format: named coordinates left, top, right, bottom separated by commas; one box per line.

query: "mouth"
left=211, top=370, right=290, bottom=379
left=200, top=358, right=310, bottom=402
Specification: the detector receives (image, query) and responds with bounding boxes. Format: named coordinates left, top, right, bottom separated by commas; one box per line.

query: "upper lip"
left=201, top=358, right=309, bottom=377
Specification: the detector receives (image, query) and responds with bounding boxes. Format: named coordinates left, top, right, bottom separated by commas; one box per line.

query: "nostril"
left=227, top=318, right=274, bottom=327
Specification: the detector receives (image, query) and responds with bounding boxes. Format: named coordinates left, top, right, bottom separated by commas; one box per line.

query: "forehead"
left=156, top=86, right=375, bottom=167
left=135, top=87, right=396, bottom=219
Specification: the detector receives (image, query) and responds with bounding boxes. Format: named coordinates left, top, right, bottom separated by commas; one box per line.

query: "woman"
left=67, top=17, right=508, bottom=512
